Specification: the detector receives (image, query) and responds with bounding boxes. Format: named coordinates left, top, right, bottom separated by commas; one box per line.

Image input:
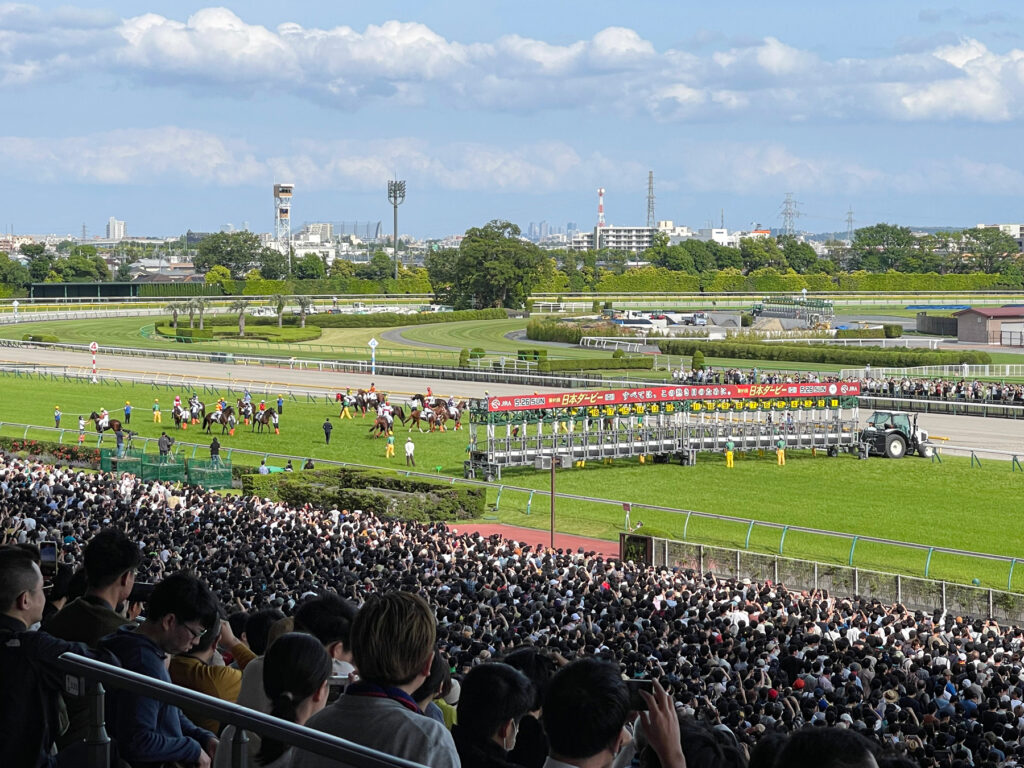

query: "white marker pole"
left=89, top=341, right=98, bottom=383
left=368, top=337, right=378, bottom=377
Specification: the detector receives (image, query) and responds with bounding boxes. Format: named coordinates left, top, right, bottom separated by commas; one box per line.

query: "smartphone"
left=39, top=541, right=58, bottom=578
left=327, top=675, right=349, bottom=704
left=128, top=581, right=156, bottom=605
left=626, top=679, right=654, bottom=711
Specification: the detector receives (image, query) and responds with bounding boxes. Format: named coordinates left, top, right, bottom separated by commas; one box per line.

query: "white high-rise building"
left=106, top=217, right=126, bottom=241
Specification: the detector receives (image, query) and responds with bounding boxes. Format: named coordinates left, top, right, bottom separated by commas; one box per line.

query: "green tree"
left=191, top=297, right=210, bottom=330
left=270, top=293, right=286, bottom=328
left=354, top=251, right=394, bottom=281
left=294, top=253, right=327, bottom=280
left=257, top=248, right=290, bottom=280
left=0, top=253, right=31, bottom=291
left=165, top=302, right=187, bottom=334
left=444, top=221, right=544, bottom=308
left=425, top=248, right=459, bottom=305
left=205, top=264, right=234, bottom=293
left=295, top=295, right=313, bottom=328
left=330, top=258, right=355, bottom=279
left=116, top=263, right=132, bottom=281
left=230, top=299, right=251, bottom=337
left=739, top=237, right=787, bottom=273
left=19, top=243, right=46, bottom=258
left=960, top=227, right=1019, bottom=273
left=779, top=237, right=819, bottom=273
left=849, top=223, right=914, bottom=272
left=26, top=252, right=54, bottom=282
left=193, top=231, right=264, bottom=278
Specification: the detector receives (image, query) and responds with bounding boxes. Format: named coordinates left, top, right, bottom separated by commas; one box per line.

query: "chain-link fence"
left=652, top=538, right=1024, bottom=624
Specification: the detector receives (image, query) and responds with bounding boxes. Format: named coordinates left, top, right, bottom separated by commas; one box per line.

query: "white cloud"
left=2, top=7, right=1024, bottom=123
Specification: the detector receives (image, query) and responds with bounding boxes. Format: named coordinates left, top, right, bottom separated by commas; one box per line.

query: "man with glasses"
left=100, top=571, right=220, bottom=768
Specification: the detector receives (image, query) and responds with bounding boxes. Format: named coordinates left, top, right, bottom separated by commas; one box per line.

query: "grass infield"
left=2, top=373, right=1022, bottom=590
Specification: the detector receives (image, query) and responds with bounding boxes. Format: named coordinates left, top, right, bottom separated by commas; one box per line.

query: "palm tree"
left=165, top=301, right=185, bottom=334
left=185, top=298, right=197, bottom=329
left=271, top=293, right=286, bottom=329
left=295, top=295, right=313, bottom=329
left=191, top=297, right=210, bottom=330
left=230, top=299, right=251, bottom=337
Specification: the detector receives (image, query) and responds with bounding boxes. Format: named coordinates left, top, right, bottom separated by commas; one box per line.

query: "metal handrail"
left=57, top=653, right=427, bottom=768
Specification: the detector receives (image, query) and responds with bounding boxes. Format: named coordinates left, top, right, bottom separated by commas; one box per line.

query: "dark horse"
left=202, top=405, right=236, bottom=435
left=253, top=409, right=279, bottom=434
left=88, top=411, right=121, bottom=433
left=367, top=415, right=391, bottom=438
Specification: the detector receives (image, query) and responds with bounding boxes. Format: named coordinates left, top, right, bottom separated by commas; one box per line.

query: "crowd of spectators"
left=4, top=450, right=1024, bottom=767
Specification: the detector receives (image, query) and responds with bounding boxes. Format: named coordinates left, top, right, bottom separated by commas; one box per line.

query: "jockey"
left=447, top=397, right=455, bottom=410
left=369, top=383, right=376, bottom=393
left=426, top=386, right=432, bottom=398
left=173, top=394, right=182, bottom=410
left=258, top=400, right=266, bottom=412
left=243, top=390, right=252, bottom=404
left=189, top=394, right=199, bottom=409
left=99, top=409, right=109, bottom=429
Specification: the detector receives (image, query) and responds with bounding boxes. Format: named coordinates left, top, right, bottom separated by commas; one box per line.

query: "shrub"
left=517, top=349, right=548, bottom=361
left=883, top=324, right=903, bottom=338
left=692, top=350, right=705, bottom=370
left=604, top=301, right=613, bottom=310
left=537, top=356, right=654, bottom=372
left=740, top=314, right=753, bottom=328
left=525, top=319, right=584, bottom=344
left=591, top=300, right=600, bottom=312
left=469, top=347, right=486, bottom=360
left=836, top=328, right=884, bottom=339
left=657, top=339, right=990, bottom=366
left=22, top=333, right=59, bottom=342
left=612, top=348, right=625, bottom=359
left=240, top=467, right=485, bottom=521
left=309, top=308, right=506, bottom=328
left=458, top=348, right=470, bottom=367
left=156, top=327, right=214, bottom=342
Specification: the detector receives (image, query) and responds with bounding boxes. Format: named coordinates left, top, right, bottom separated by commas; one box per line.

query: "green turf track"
left=3, top=372, right=1023, bottom=591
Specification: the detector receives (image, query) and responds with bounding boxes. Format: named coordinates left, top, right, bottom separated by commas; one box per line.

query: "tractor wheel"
left=884, top=433, right=907, bottom=459
left=827, top=445, right=839, bottom=458
left=485, top=473, right=495, bottom=483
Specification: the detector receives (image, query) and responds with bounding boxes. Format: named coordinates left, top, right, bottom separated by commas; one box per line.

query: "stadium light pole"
left=387, top=180, right=406, bottom=281
left=550, top=455, right=560, bottom=549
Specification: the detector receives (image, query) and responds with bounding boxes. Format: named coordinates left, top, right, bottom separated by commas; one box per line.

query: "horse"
left=188, top=400, right=206, bottom=425
left=88, top=411, right=121, bottom=434
left=367, top=415, right=391, bottom=438
left=354, top=390, right=380, bottom=417
left=391, top=404, right=407, bottom=425
left=236, top=399, right=254, bottom=425
left=253, top=409, right=279, bottom=434
left=406, top=406, right=430, bottom=433
left=171, top=405, right=190, bottom=430
left=203, top=405, right=236, bottom=435
left=431, top=405, right=448, bottom=432
left=446, top=400, right=469, bottom=431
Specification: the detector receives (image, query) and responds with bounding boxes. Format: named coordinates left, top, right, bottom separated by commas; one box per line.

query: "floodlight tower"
left=387, top=180, right=406, bottom=280
left=274, top=183, right=294, bottom=272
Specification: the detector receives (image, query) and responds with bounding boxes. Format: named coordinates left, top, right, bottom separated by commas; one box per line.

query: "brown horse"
left=203, top=405, right=236, bottom=435
left=431, top=405, right=448, bottom=432
left=367, top=415, right=391, bottom=438
left=88, top=411, right=121, bottom=433
left=406, top=407, right=430, bottom=433
left=252, top=409, right=279, bottom=434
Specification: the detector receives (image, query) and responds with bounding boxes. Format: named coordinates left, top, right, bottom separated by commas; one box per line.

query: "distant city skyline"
left=4, top=2, right=1024, bottom=238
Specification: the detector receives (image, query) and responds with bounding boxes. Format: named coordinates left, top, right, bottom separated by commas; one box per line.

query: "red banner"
left=486, top=382, right=861, bottom=412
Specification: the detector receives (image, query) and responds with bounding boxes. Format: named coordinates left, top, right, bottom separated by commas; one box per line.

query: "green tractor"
left=860, top=410, right=934, bottom=459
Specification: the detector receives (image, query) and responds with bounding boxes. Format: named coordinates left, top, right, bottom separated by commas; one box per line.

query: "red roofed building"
left=953, top=307, right=1024, bottom=345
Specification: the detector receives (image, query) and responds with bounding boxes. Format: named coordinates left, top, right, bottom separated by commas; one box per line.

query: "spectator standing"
left=299, top=591, right=459, bottom=768
left=99, top=572, right=220, bottom=768
left=114, top=426, right=125, bottom=458
left=169, top=615, right=256, bottom=733
left=123, top=401, right=132, bottom=425
left=453, top=662, right=534, bottom=768
left=725, top=436, right=735, bottom=469
left=405, top=437, right=415, bottom=467
left=152, top=398, right=161, bottom=423
left=216, top=633, right=332, bottom=768
left=323, top=417, right=333, bottom=445
left=78, top=415, right=86, bottom=444
left=210, top=437, right=221, bottom=468
left=158, top=432, right=173, bottom=462
left=53, top=405, right=61, bottom=428
left=0, top=546, right=104, bottom=768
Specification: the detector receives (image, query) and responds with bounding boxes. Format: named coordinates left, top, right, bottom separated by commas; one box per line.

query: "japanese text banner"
left=486, top=382, right=861, bottom=412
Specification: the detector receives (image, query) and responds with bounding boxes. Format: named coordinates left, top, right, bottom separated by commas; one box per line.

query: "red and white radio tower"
left=597, top=188, right=606, bottom=228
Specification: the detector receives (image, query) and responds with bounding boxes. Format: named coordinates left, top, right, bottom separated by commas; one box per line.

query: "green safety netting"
left=141, top=454, right=187, bottom=483
left=185, top=458, right=233, bottom=490
left=99, top=448, right=144, bottom=475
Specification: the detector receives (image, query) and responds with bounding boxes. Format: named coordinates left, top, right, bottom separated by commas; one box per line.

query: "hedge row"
left=165, top=328, right=214, bottom=341
left=138, top=284, right=222, bottom=297
left=236, top=276, right=432, bottom=296
left=537, top=356, right=654, bottom=372
left=155, top=325, right=322, bottom=344
left=517, top=349, right=549, bottom=361
left=240, top=467, right=485, bottom=522
left=23, top=333, right=59, bottom=342
left=307, top=308, right=506, bottom=328
left=657, top=339, right=991, bottom=366
left=834, top=325, right=903, bottom=339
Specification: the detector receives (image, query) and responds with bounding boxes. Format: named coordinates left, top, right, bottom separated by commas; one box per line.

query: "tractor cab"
left=861, top=410, right=932, bottom=458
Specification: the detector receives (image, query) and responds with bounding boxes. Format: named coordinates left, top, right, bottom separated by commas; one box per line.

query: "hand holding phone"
left=626, top=679, right=654, bottom=711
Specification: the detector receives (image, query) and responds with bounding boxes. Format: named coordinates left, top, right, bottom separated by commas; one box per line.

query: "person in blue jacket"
left=99, top=572, right=220, bottom=767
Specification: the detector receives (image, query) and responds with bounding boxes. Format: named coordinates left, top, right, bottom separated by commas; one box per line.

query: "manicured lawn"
left=4, top=372, right=1023, bottom=590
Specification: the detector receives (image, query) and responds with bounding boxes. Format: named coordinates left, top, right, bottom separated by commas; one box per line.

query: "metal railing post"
left=231, top=725, right=250, bottom=768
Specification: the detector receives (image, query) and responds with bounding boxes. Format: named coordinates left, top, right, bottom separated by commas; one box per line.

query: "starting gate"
left=464, top=381, right=862, bottom=480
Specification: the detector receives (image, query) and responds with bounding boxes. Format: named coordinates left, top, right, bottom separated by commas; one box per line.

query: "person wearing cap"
left=776, top=436, right=786, bottom=466
left=123, top=401, right=132, bottom=425
left=258, top=399, right=266, bottom=412
left=276, top=395, right=284, bottom=415
left=152, top=398, right=161, bottom=423
left=53, top=406, right=61, bottom=428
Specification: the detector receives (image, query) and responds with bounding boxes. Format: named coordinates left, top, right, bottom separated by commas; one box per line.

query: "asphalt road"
left=2, top=346, right=1021, bottom=456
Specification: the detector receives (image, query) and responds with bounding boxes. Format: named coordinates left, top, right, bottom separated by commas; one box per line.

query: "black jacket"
left=453, top=724, right=526, bottom=768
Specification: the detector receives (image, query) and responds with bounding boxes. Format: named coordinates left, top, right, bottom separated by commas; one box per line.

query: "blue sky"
left=4, top=1, right=1024, bottom=238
